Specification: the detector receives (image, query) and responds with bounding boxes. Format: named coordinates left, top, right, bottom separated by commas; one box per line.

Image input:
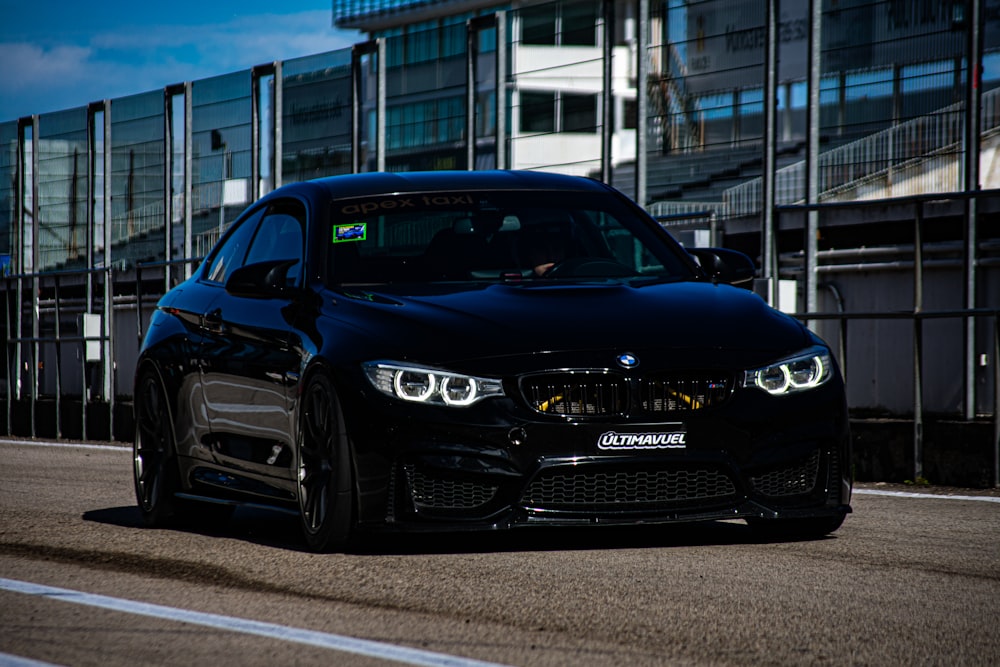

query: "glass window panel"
left=694, top=93, right=733, bottom=121
left=384, top=27, right=404, bottom=67
left=623, top=99, right=638, bottom=130
left=477, top=25, right=497, bottom=54
left=204, top=206, right=262, bottom=284
left=406, top=23, right=439, bottom=63
left=521, top=92, right=555, bottom=132
left=521, top=5, right=556, bottom=45
left=562, top=93, right=597, bottom=132
left=109, top=91, right=165, bottom=269
left=985, top=51, right=1000, bottom=83
left=561, top=2, right=598, bottom=46
left=1, top=121, right=20, bottom=266
left=38, top=108, right=89, bottom=270
left=844, top=68, right=893, bottom=101
left=244, top=201, right=304, bottom=286
left=90, top=109, right=106, bottom=264
left=738, top=88, right=763, bottom=120
left=282, top=50, right=353, bottom=183
left=476, top=91, right=496, bottom=137
left=19, top=124, right=33, bottom=274
left=169, top=94, right=185, bottom=260
left=442, top=16, right=468, bottom=58
left=191, top=71, right=251, bottom=249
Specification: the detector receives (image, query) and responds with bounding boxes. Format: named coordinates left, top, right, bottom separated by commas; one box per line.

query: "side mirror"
left=225, top=259, right=299, bottom=299
left=688, top=248, right=756, bottom=289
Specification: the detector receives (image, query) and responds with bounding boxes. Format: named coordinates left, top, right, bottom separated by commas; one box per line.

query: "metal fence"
left=1, top=0, right=999, bottom=481
left=2, top=225, right=998, bottom=485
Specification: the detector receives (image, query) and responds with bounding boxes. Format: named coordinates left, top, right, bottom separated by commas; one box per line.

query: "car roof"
left=264, top=170, right=615, bottom=203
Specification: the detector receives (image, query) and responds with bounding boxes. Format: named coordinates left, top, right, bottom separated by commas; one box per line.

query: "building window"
left=441, top=15, right=467, bottom=58
left=522, top=5, right=557, bottom=45
left=406, top=24, right=439, bottom=64
left=384, top=27, right=404, bottom=68
left=476, top=90, right=496, bottom=137
left=520, top=2, right=598, bottom=47
left=623, top=99, right=638, bottom=130
left=388, top=97, right=465, bottom=150
left=561, top=2, right=598, bottom=46
left=521, top=91, right=556, bottom=132
left=562, top=93, right=598, bottom=132
left=520, top=91, right=600, bottom=134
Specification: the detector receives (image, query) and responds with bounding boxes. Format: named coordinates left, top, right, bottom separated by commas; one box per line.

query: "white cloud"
left=89, top=11, right=357, bottom=71
left=0, top=10, right=361, bottom=121
left=0, top=43, right=93, bottom=91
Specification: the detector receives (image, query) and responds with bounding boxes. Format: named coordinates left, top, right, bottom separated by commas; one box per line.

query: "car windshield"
left=326, top=189, right=695, bottom=285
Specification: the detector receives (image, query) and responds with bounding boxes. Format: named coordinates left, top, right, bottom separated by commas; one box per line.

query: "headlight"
left=363, top=361, right=504, bottom=407
left=743, top=347, right=833, bottom=396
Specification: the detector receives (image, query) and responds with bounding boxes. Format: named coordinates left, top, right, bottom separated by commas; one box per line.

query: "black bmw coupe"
left=133, top=170, right=852, bottom=551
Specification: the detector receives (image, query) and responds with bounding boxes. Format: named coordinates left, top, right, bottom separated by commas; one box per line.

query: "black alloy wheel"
left=133, top=369, right=182, bottom=526
left=297, top=370, right=354, bottom=551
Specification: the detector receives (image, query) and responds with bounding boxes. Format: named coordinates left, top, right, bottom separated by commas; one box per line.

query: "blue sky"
left=0, top=0, right=362, bottom=122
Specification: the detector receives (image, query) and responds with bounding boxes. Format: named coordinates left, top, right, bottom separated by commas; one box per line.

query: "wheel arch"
left=133, top=356, right=178, bottom=445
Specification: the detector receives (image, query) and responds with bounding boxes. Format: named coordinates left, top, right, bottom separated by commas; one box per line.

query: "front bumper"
left=346, top=387, right=853, bottom=532
left=384, top=445, right=850, bottom=530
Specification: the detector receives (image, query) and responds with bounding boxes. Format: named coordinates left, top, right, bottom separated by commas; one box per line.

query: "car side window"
left=244, top=201, right=306, bottom=287
left=204, top=208, right=265, bottom=284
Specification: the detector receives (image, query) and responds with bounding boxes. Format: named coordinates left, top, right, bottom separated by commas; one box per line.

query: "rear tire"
left=296, top=370, right=354, bottom=552
left=133, top=368, right=233, bottom=529
left=133, top=369, right=183, bottom=527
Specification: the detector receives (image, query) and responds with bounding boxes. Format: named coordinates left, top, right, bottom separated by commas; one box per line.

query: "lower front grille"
left=750, top=450, right=821, bottom=497
left=521, top=467, right=737, bottom=510
left=403, top=464, right=499, bottom=510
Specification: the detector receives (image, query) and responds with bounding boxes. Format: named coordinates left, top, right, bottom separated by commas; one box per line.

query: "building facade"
left=1, top=0, right=998, bottom=439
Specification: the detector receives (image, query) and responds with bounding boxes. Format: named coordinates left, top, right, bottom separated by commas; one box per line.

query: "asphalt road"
left=1, top=439, right=998, bottom=667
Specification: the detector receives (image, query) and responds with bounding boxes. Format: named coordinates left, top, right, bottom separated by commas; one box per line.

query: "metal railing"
left=4, top=266, right=116, bottom=440
left=800, top=308, right=1000, bottom=487
left=723, top=86, right=1000, bottom=218
left=2, top=261, right=997, bottom=486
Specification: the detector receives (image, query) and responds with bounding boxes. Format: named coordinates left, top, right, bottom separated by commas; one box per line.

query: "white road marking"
left=0, top=578, right=509, bottom=667
left=0, top=653, right=64, bottom=667
left=0, top=439, right=127, bottom=452
left=853, top=488, right=1000, bottom=503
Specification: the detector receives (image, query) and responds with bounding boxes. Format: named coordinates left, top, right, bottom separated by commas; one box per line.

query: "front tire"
left=297, top=370, right=354, bottom=552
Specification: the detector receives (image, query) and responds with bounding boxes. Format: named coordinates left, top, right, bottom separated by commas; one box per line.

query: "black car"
left=133, top=170, right=852, bottom=551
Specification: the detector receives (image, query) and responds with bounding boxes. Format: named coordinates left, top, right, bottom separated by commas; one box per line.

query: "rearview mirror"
left=687, top=248, right=756, bottom=288
left=225, top=259, right=299, bottom=299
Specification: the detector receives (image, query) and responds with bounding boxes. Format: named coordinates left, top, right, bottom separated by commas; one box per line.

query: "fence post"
left=913, top=313, right=923, bottom=483
left=913, top=203, right=924, bottom=483
left=495, top=10, right=507, bottom=170
left=838, top=316, right=847, bottom=381
left=53, top=274, right=62, bottom=440
left=994, top=312, right=999, bottom=488
left=136, top=263, right=143, bottom=350
left=30, top=271, right=38, bottom=439
left=3, top=277, right=10, bottom=436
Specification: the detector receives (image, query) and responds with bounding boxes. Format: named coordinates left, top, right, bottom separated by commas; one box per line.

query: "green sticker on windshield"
left=333, top=223, right=366, bottom=243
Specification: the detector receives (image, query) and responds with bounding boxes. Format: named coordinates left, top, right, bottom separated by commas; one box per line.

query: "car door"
left=197, top=199, right=307, bottom=485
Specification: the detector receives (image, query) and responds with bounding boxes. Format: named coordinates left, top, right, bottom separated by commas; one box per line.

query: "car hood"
left=327, top=280, right=812, bottom=370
